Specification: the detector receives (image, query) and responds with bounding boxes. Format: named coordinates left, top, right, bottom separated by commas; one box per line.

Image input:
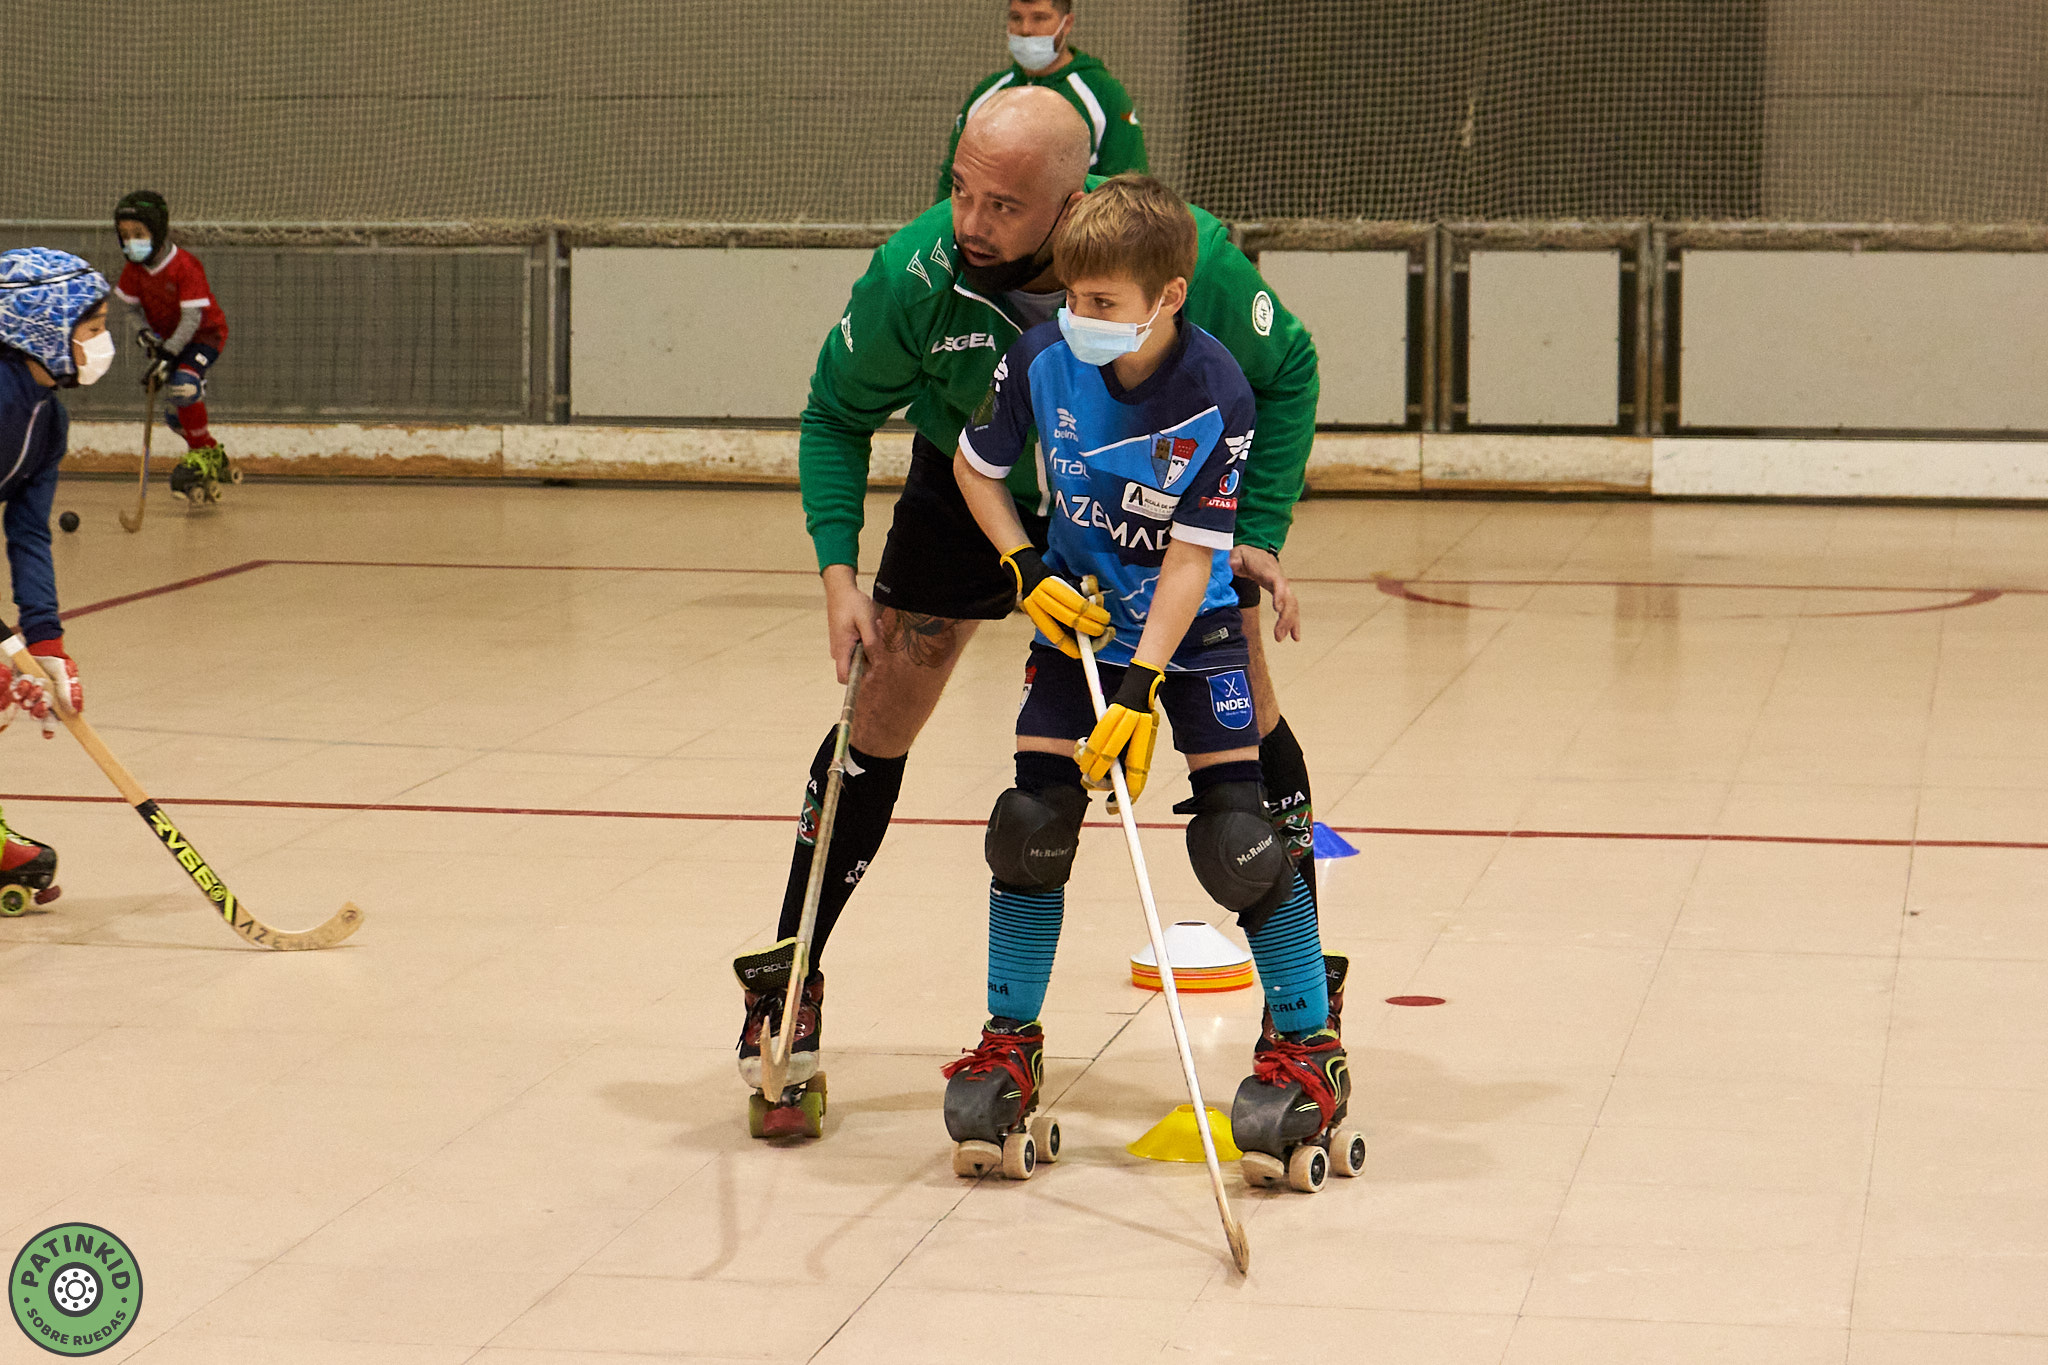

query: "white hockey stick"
left=1076, top=624, right=1250, bottom=1275
left=757, top=642, right=867, bottom=1104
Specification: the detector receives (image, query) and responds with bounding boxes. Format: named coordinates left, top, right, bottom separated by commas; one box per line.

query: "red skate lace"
left=1251, top=1034, right=1341, bottom=1128
left=940, top=1030, right=1037, bottom=1109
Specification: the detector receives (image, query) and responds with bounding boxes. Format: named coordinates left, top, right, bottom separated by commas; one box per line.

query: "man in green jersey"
left=934, top=0, right=1146, bottom=204
left=735, top=88, right=1320, bottom=1108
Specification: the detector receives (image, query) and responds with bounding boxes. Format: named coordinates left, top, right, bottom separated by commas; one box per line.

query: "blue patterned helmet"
left=0, top=248, right=111, bottom=381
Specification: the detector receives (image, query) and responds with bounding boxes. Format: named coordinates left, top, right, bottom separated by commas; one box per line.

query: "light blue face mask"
left=1058, top=297, right=1165, bottom=367
left=1008, top=24, right=1064, bottom=72
left=121, top=237, right=153, bottom=263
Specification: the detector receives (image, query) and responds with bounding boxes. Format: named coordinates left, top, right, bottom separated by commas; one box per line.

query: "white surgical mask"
left=1008, top=25, right=1063, bottom=72
left=1058, top=298, right=1164, bottom=367
left=121, top=237, right=153, bottom=263
left=74, top=331, right=116, bottom=385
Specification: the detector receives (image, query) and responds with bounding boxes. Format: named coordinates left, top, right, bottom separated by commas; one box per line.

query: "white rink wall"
left=60, top=423, right=2048, bottom=499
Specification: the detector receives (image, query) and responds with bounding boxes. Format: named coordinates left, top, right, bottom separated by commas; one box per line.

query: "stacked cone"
left=1130, top=919, right=1254, bottom=992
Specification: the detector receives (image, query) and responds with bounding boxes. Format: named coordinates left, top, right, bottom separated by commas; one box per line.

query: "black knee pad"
left=985, top=783, right=1087, bottom=890
left=1177, top=781, right=1290, bottom=927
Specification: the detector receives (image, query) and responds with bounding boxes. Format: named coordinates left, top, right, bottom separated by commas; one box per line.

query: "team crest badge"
left=1150, top=435, right=1199, bottom=487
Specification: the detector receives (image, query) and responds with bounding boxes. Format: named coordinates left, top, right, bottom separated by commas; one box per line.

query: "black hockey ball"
left=58, top=511, right=79, bottom=533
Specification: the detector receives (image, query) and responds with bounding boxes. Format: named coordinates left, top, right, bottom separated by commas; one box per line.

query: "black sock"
left=1259, top=716, right=1316, bottom=910
left=775, top=732, right=907, bottom=967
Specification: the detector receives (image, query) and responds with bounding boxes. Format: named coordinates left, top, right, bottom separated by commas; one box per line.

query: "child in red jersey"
left=112, top=190, right=239, bottom=503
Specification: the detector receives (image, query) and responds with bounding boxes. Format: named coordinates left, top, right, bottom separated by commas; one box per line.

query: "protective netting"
left=11, top=0, right=2046, bottom=231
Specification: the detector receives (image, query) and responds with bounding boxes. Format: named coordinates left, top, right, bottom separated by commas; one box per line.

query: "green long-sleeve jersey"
left=799, top=184, right=1320, bottom=572
left=935, top=50, right=1148, bottom=203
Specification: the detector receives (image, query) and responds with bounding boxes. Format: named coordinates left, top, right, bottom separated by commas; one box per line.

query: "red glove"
left=26, top=639, right=80, bottom=736
left=0, top=671, right=50, bottom=736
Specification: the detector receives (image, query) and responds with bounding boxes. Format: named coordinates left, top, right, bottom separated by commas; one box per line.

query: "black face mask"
left=955, top=198, right=1072, bottom=296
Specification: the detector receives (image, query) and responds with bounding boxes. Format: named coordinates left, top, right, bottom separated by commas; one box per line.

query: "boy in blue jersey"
left=942, top=177, right=1357, bottom=1189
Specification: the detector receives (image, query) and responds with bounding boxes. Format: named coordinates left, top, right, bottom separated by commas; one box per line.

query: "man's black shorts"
left=871, top=432, right=1051, bottom=621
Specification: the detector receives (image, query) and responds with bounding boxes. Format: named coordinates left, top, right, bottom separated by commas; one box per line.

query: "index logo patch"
left=1209, top=669, right=1254, bottom=731
left=1252, top=291, right=1274, bottom=337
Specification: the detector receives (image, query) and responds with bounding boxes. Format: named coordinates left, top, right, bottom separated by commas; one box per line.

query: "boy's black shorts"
left=1015, top=606, right=1258, bottom=758
left=871, top=433, right=1050, bottom=621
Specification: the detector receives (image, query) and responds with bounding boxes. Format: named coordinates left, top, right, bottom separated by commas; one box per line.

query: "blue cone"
left=1312, top=822, right=1358, bottom=859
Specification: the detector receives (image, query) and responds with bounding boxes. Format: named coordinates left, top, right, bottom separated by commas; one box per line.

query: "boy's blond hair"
left=1053, top=174, right=1198, bottom=300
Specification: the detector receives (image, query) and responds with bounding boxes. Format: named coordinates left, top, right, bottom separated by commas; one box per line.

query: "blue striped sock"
left=988, top=880, right=1064, bottom=1022
left=1245, top=871, right=1328, bottom=1036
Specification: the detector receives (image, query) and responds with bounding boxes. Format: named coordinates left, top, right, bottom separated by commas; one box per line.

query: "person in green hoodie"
left=734, top=87, right=1320, bottom=1119
left=935, top=0, right=1147, bottom=204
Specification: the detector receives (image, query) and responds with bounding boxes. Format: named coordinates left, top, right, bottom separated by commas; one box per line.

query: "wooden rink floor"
left=3, top=480, right=2047, bottom=1364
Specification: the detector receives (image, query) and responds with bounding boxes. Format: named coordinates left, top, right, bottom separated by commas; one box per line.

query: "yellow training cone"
left=1127, top=1104, right=1243, bottom=1162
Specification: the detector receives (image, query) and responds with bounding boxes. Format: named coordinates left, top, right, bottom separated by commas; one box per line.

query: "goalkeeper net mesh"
left=12, top=0, right=2046, bottom=233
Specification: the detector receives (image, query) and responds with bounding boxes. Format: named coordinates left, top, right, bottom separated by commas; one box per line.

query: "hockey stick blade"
left=757, top=642, right=868, bottom=1105
left=1075, top=608, right=1250, bottom=1275
left=3, top=633, right=364, bottom=950
left=120, top=373, right=155, bottom=533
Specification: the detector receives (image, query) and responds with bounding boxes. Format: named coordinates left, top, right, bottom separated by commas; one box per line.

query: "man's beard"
left=955, top=199, right=1071, bottom=296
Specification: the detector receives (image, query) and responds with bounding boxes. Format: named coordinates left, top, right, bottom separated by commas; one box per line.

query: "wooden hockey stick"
left=757, top=641, right=868, bottom=1102
left=2, top=633, right=363, bottom=950
left=1076, top=618, right=1251, bottom=1275
left=118, top=370, right=157, bottom=534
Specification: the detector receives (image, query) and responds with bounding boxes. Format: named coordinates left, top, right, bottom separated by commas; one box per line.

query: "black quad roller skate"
left=1233, top=953, right=1365, bottom=1193
left=941, top=1018, right=1061, bottom=1180
left=0, top=812, right=60, bottom=917
left=169, top=444, right=240, bottom=505
left=734, top=939, right=827, bottom=1140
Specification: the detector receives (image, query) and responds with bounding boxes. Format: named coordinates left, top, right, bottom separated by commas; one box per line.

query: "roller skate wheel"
left=746, top=1092, right=771, bottom=1139
left=798, top=1086, right=827, bottom=1139
left=953, top=1140, right=1003, bottom=1178
left=1287, top=1143, right=1329, bottom=1193
left=1029, top=1113, right=1061, bottom=1164
left=1240, top=1151, right=1285, bottom=1189
left=1333, top=1129, right=1367, bottom=1178
left=1001, top=1130, right=1037, bottom=1180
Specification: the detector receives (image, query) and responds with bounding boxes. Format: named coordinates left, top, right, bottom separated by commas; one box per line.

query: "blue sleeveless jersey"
left=959, top=318, right=1255, bottom=668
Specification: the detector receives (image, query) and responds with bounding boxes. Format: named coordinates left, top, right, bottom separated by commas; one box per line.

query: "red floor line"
left=267, top=559, right=821, bottom=576
left=67, top=560, right=275, bottom=618
left=1322, top=575, right=2048, bottom=594
left=5, top=791, right=2043, bottom=852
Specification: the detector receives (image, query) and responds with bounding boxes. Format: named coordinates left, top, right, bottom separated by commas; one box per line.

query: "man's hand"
left=1077, top=661, right=1162, bottom=801
left=1231, top=545, right=1301, bottom=642
left=821, top=564, right=880, bottom=684
left=1003, top=545, right=1109, bottom=655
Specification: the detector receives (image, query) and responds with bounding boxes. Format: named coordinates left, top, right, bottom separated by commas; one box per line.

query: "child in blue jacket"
left=0, top=247, right=114, bottom=911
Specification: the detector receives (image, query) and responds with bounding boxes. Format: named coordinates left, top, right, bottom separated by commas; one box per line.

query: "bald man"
left=736, top=88, right=1322, bottom=1114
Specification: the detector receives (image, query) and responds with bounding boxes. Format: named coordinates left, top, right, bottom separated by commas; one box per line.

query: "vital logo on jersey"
left=1151, top=435, right=1199, bottom=487
left=1252, top=291, right=1275, bottom=338
left=1219, top=468, right=1241, bottom=496
left=1209, top=669, right=1254, bottom=731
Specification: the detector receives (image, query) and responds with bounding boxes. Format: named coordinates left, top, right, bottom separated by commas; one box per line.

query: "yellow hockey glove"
left=1078, top=661, right=1164, bottom=801
left=1003, top=545, right=1110, bottom=654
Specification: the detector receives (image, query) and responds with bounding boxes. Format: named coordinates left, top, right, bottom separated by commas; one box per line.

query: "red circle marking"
left=1386, top=995, right=1446, bottom=1007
